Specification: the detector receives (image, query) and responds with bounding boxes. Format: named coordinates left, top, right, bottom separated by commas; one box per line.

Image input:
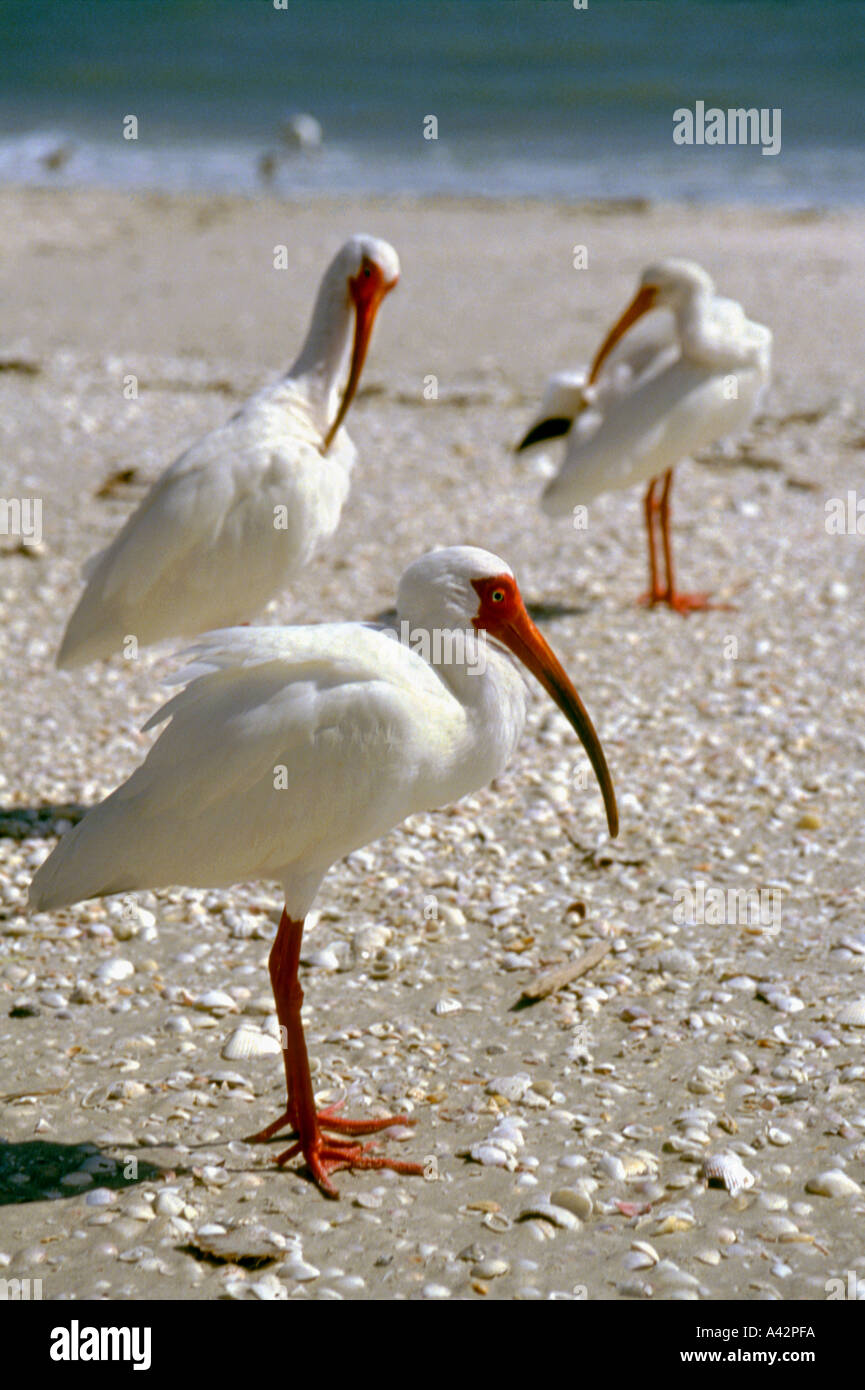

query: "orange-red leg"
left=637, top=478, right=664, bottom=607
left=637, top=470, right=726, bottom=614
left=657, top=469, right=720, bottom=614
left=244, top=908, right=424, bottom=1198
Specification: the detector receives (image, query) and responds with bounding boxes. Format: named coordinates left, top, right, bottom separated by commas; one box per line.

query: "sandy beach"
left=2, top=185, right=865, bottom=1302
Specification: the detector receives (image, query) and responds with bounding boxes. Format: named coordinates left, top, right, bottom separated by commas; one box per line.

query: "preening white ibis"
left=32, top=546, right=618, bottom=1196
left=517, top=258, right=771, bottom=614
left=57, top=234, right=399, bottom=666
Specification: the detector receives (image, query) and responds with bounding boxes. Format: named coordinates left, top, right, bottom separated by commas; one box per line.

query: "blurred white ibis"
left=517, top=258, right=771, bottom=614
left=32, top=546, right=618, bottom=1196
left=57, top=235, right=399, bottom=667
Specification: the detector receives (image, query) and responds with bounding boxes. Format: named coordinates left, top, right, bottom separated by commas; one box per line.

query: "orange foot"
left=244, top=1100, right=413, bottom=1144
left=244, top=1103, right=423, bottom=1198
left=638, top=589, right=733, bottom=616
left=276, top=1130, right=425, bottom=1199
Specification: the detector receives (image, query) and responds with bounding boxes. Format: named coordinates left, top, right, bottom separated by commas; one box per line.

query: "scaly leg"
left=637, top=477, right=665, bottom=607
left=244, top=909, right=424, bottom=1197
left=657, top=468, right=719, bottom=615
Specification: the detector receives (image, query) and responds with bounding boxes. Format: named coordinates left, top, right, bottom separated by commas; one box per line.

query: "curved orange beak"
left=473, top=582, right=618, bottom=838
left=322, top=263, right=398, bottom=453
left=587, top=283, right=658, bottom=386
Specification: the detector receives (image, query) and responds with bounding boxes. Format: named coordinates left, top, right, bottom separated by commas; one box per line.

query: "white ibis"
left=517, top=258, right=772, bottom=614
left=57, top=235, right=400, bottom=667
left=31, top=546, right=618, bottom=1197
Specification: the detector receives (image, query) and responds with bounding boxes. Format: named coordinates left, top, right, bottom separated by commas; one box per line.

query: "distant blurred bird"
left=260, top=114, right=324, bottom=183
left=57, top=235, right=399, bottom=667
left=517, top=258, right=772, bottom=613
left=33, top=545, right=618, bottom=1196
left=279, top=113, right=324, bottom=151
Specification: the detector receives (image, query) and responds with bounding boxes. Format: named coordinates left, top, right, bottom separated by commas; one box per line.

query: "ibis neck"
left=430, top=632, right=528, bottom=775
left=676, top=286, right=717, bottom=359
left=287, top=274, right=354, bottom=422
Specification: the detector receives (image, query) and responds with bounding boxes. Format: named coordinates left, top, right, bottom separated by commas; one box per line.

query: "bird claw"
left=276, top=1133, right=425, bottom=1199
left=638, top=589, right=733, bottom=616
left=245, top=1103, right=421, bottom=1196
left=244, top=1103, right=415, bottom=1145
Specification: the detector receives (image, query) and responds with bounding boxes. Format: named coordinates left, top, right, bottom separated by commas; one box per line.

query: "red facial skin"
left=471, top=573, right=618, bottom=838
left=321, top=257, right=398, bottom=453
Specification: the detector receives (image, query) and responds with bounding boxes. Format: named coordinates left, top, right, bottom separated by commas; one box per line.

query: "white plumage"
left=31, top=545, right=617, bottom=1195
left=33, top=546, right=617, bottom=919
left=518, top=258, right=771, bottom=611
left=57, top=234, right=400, bottom=667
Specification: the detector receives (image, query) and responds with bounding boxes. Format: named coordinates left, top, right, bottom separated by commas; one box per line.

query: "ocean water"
left=1, top=0, right=864, bottom=205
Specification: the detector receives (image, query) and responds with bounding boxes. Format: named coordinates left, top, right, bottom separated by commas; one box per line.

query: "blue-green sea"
left=1, top=0, right=863, bottom=204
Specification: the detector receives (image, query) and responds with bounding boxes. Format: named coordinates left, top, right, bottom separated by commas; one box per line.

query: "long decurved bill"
left=588, top=283, right=658, bottom=386
left=322, top=263, right=397, bottom=453
left=475, top=584, right=618, bottom=838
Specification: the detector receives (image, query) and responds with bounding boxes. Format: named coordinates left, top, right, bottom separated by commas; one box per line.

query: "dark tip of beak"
left=515, top=417, right=573, bottom=453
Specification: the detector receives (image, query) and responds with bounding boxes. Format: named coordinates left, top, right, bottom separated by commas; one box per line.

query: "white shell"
left=434, top=997, right=462, bottom=1016
left=837, top=999, right=865, bottom=1028
left=222, top=1025, right=282, bottom=1060
left=196, top=990, right=239, bottom=1014
left=703, top=1151, right=756, bottom=1197
left=96, top=958, right=134, bottom=983
left=469, top=1143, right=514, bottom=1169
left=486, top=1073, right=532, bottom=1102
left=519, top=1200, right=582, bottom=1231
left=805, top=1169, right=862, bottom=1198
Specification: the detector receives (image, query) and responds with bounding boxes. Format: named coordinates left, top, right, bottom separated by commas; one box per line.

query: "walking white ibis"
left=31, top=546, right=618, bottom=1196
left=57, top=234, right=400, bottom=667
left=517, top=258, right=771, bottom=614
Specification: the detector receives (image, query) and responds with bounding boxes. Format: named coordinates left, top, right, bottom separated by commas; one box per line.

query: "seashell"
left=488, top=1120, right=525, bottom=1151
left=550, top=1187, right=593, bottom=1220
left=766, top=1125, right=792, bottom=1146
left=654, top=1263, right=699, bottom=1290
left=434, top=997, right=462, bottom=1016
left=486, top=1073, right=532, bottom=1102
left=155, top=1192, right=185, bottom=1217
left=623, top=1249, right=654, bottom=1271
left=469, top=1142, right=514, bottom=1169
left=222, top=1025, right=282, bottom=1060
left=304, top=947, right=340, bottom=972
left=437, top=904, right=466, bottom=928
left=760, top=1215, right=799, bottom=1238
left=481, top=1211, right=512, bottom=1233
left=519, top=1200, right=581, bottom=1231
left=703, top=1152, right=756, bottom=1197
left=630, top=1239, right=659, bottom=1265
left=760, top=988, right=804, bottom=1014
left=96, top=958, right=134, bottom=983
left=106, top=1079, right=147, bottom=1100
left=653, top=1209, right=696, bottom=1235
left=354, top=925, right=391, bottom=955
left=284, top=1258, right=319, bottom=1283
left=39, top=991, right=68, bottom=1008
left=470, top=1258, right=509, bottom=1279
left=208, top=1069, right=254, bottom=1089
left=837, top=999, right=865, bottom=1028
left=805, top=1169, right=862, bottom=1198
left=195, top=990, right=238, bottom=1014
